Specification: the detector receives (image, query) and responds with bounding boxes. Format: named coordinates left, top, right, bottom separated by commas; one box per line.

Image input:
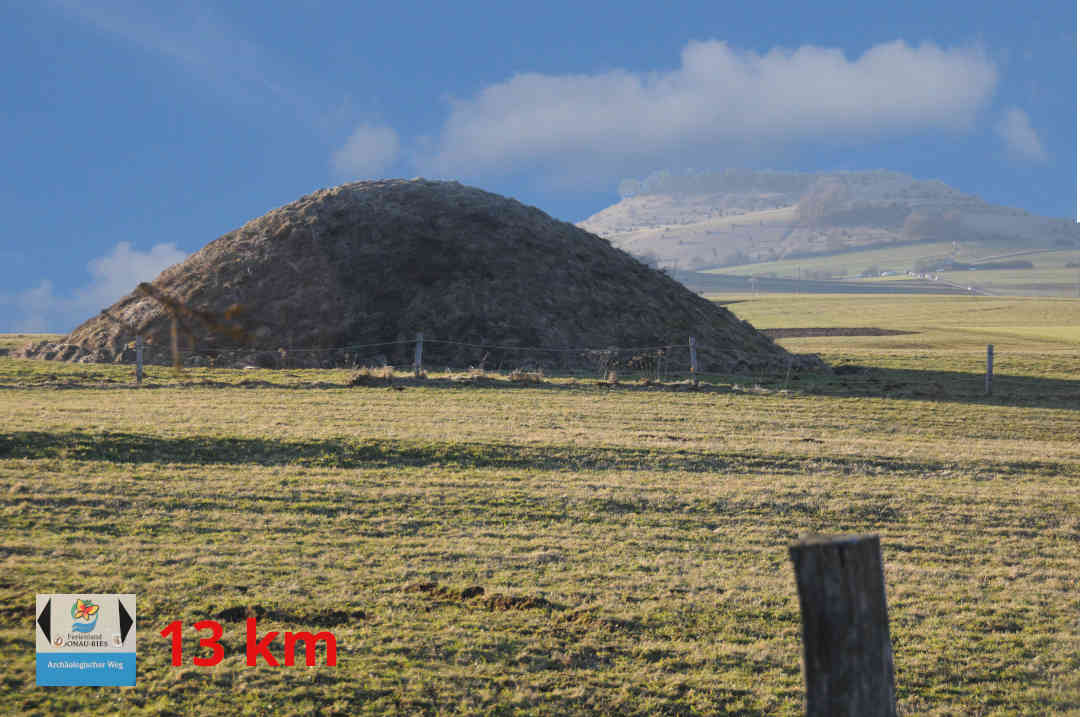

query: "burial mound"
left=19, top=179, right=820, bottom=374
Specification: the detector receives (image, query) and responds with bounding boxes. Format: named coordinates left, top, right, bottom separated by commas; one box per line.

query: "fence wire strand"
left=80, top=331, right=785, bottom=381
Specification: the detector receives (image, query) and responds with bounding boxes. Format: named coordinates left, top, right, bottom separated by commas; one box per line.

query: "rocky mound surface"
left=18, top=179, right=820, bottom=373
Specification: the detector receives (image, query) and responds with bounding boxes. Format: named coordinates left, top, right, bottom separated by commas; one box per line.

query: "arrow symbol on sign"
left=118, top=600, right=134, bottom=643
left=37, top=598, right=51, bottom=643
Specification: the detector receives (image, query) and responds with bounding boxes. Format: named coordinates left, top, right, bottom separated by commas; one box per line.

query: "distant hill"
left=579, top=170, right=1079, bottom=275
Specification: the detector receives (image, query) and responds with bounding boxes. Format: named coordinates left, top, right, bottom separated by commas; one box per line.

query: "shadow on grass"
left=5, top=358, right=1080, bottom=410
left=0, top=373, right=724, bottom=393
left=778, top=365, right=1080, bottom=410
left=1, top=431, right=1072, bottom=477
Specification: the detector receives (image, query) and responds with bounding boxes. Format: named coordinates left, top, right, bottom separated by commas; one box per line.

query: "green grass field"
left=713, top=241, right=1080, bottom=299
left=2, top=296, right=1079, bottom=715
left=721, top=293, right=1080, bottom=352
left=936, top=266, right=1080, bottom=296
left=711, top=241, right=962, bottom=278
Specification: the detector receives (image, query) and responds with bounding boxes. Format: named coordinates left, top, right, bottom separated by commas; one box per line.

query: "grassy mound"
left=18, top=179, right=820, bottom=374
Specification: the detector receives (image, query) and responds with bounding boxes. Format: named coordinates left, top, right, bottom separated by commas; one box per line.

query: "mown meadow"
left=1, top=295, right=1078, bottom=715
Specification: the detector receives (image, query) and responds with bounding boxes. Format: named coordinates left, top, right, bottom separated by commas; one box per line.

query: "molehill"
left=18, top=179, right=822, bottom=374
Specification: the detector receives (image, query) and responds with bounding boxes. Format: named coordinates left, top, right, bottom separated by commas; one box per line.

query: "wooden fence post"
left=170, top=316, right=180, bottom=372
left=985, top=344, right=994, bottom=396
left=135, top=334, right=144, bottom=386
left=688, top=336, right=698, bottom=386
left=414, top=332, right=424, bottom=378
left=788, top=534, right=897, bottom=717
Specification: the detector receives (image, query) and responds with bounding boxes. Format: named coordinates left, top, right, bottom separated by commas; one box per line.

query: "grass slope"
left=2, top=295, right=1079, bottom=715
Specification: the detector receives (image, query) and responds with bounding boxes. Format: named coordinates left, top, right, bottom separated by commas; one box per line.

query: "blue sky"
left=2, top=1, right=1075, bottom=332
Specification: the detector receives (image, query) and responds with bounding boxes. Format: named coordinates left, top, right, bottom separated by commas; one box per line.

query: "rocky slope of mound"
left=19, top=179, right=819, bottom=373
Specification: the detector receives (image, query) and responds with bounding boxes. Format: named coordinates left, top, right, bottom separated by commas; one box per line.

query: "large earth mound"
left=19, top=179, right=820, bottom=374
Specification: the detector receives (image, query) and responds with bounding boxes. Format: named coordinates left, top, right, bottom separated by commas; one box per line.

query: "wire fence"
left=110, top=335, right=798, bottom=384
left=78, top=283, right=803, bottom=383
left=121, top=335, right=714, bottom=382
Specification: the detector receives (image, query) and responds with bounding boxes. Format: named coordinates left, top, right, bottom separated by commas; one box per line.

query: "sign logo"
left=70, top=599, right=100, bottom=632
left=36, top=594, right=136, bottom=687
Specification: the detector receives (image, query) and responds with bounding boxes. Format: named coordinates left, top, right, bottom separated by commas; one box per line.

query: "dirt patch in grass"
left=403, top=582, right=555, bottom=611
left=762, top=327, right=918, bottom=338
left=403, top=582, right=479, bottom=601
left=212, top=604, right=365, bottom=626
left=558, top=609, right=644, bottom=634
left=478, top=594, right=553, bottom=611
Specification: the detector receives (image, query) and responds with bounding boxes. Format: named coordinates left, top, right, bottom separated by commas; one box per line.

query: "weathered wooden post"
left=788, top=534, right=897, bottom=717
left=170, top=316, right=181, bottom=372
left=985, top=344, right=994, bottom=396
left=414, top=332, right=424, bottom=378
left=135, top=334, right=144, bottom=386
left=688, top=336, right=698, bottom=386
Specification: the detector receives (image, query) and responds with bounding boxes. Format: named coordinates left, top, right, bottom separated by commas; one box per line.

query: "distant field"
left=714, top=242, right=1080, bottom=298
left=717, top=293, right=1080, bottom=332
left=717, top=293, right=1080, bottom=361
left=977, top=248, right=1080, bottom=268
left=2, top=296, right=1079, bottom=715
left=0, top=333, right=59, bottom=352
left=713, top=241, right=962, bottom=278
left=937, top=266, right=1080, bottom=296
left=976, top=325, right=1080, bottom=342
left=715, top=240, right=1073, bottom=279
left=681, top=271, right=969, bottom=295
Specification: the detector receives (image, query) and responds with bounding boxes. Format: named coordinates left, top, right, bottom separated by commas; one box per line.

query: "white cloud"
left=995, top=107, right=1048, bottom=162
left=418, top=40, right=997, bottom=181
left=1, top=242, right=187, bottom=333
left=331, top=125, right=400, bottom=177
left=80, top=242, right=188, bottom=313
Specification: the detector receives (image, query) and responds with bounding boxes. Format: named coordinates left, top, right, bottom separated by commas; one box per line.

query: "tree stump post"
left=788, top=534, right=897, bottom=717
left=985, top=344, right=994, bottom=396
